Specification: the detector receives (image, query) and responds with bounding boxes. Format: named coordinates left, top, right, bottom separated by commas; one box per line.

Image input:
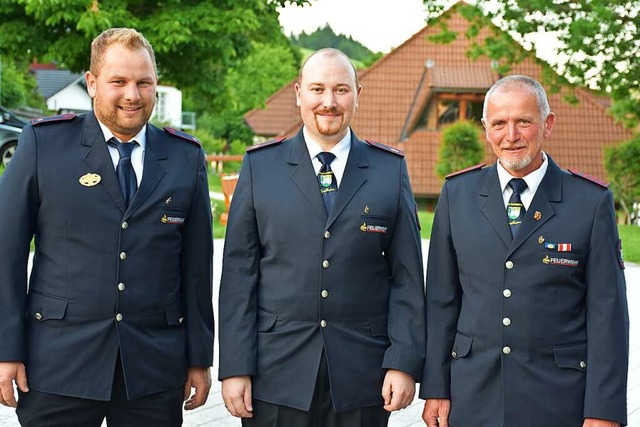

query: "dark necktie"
left=316, top=152, right=338, bottom=214
left=108, top=138, right=138, bottom=208
left=507, top=178, right=527, bottom=237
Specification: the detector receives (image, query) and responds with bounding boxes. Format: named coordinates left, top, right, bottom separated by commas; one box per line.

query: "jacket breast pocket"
left=27, top=291, right=68, bottom=322
left=160, top=208, right=188, bottom=226
left=553, top=342, right=587, bottom=371
left=359, top=215, right=389, bottom=233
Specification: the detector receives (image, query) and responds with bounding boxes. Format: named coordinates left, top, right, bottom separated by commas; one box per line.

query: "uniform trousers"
left=242, top=352, right=390, bottom=427
left=16, top=355, right=183, bottom=427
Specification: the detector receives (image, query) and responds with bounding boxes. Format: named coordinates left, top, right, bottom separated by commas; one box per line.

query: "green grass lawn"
left=619, top=224, right=640, bottom=265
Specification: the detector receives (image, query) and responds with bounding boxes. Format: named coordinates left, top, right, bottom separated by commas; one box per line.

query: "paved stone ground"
left=1, top=239, right=639, bottom=426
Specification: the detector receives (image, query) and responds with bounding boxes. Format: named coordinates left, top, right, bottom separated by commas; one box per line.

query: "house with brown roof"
left=245, top=2, right=632, bottom=198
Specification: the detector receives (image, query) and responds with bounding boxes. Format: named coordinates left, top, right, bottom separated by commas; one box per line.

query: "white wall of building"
left=47, top=81, right=93, bottom=112
left=152, top=85, right=182, bottom=128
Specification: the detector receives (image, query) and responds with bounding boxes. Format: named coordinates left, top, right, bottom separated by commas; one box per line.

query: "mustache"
left=315, top=107, right=342, bottom=114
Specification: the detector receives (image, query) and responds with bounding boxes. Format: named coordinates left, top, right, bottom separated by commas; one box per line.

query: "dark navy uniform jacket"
left=218, top=128, right=425, bottom=412
left=420, top=156, right=628, bottom=426
left=0, top=112, right=214, bottom=400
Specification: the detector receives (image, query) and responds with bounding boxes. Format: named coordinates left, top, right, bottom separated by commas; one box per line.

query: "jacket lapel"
left=326, top=134, right=367, bottom=228
left=81, top=112, right=126, bottom=213
left=479, top=164, right=513, bottom=248
left=288, top=129, right=328, bottom=222
left=127, top=125, right=166, bottom=214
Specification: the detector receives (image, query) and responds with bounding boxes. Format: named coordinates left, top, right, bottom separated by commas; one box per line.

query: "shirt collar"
left=97, top=120, right=147, bottom=150
left=497, top=151, right=548, bottom=195
left=303, top=126, right=351, bottom=161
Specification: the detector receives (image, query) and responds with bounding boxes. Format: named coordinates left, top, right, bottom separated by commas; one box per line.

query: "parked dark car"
left=0, top=106, right=29, bottom=168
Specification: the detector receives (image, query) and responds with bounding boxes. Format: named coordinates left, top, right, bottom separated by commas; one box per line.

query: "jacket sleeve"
left=218, top=153, right=261, bottom=379
left=419, top=181, right=462, bottom=399
left=180, top=147, right=214, bottom=367
left=583, top=189, right=629, bottom=424
left=0, top=126, right=39, bottom=361
left=381, top=158, right=426, bottom=380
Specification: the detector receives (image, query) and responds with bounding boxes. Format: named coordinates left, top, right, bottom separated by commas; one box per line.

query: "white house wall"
left=152, top=86, right=182, bottom=128
left=47, top=83, right=93, bottom=112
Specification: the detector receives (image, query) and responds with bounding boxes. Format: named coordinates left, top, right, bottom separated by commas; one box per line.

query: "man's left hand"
left=381, top=369, right=415, bottom=412
left=183, top=366, right=211, bottom=410
left=583, top=418, right=620, bottom=427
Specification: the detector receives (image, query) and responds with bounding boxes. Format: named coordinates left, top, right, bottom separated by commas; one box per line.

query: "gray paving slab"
left=1, top=240, right=638, bottom=426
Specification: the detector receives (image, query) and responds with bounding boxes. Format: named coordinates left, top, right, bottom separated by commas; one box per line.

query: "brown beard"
left=314, top=108, right=344, bottom=136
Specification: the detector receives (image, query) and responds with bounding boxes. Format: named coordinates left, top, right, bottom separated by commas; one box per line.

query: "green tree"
left=291, top=24, right=377, bottom=62
left=186, top=40, right=299, bottom=149
left=435, top=121, right=484, bottom=179
left=423, top=1, right=640, bottom=128
left=605, top=135, right=640, bottom=224
left=0, top=57, right=44, bottom=109
left=0, top=0, right=308, bottom=131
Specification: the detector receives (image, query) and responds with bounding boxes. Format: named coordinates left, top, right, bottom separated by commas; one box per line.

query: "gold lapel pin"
left=165, top=197, right=172, bottom=205
left=538, top=235, right=545, bottom=244
left=534, top=211, right=542, bottom=221
left=79, top=173, right=101, bottom=187
left=364, top=206, right=370, bottom=213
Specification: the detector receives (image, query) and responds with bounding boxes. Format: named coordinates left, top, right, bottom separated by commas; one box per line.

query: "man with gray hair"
left=420, top=75, right=628, bottom=427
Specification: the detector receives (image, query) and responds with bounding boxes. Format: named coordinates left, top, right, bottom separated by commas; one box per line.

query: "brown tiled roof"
left=244, top=80, right=298, bottom=137
left=245, top=2, right=632, bottom=196
left=428, top=66, right=496, bottom=92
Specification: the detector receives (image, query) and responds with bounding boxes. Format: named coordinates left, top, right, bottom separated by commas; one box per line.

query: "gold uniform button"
left=502, top=317, right=511, bottom=326
left=321, top=290, right=329, bottom=298
left=502, top=346, right=511, bottom=355
left=121, top=221, right=128, bottom=230
left=320, top=320, right=327, bottom=328
left=115, top=313, right=123, bottom=322
left=117, top=283, right=126, bottom=291
left=503, top=289, right=512, bottom=298
left=119, top=252, right=127, bottom=260
left=35, top=312, right=43, bottom=321
left=322, top=260, right=330, bottom=268
left=324, top=231, right=331, bottom=239
left=505, top=261, right=514, bottom=269
left=579, top=361, right=587, bottom=369
left=451, top=351, right=458, bottom=359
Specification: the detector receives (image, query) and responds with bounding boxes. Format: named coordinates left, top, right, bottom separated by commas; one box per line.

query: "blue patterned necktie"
left=316, top=152, right=338, bottom=214
left=107, top=138, right=138, bottom=208
left=507, top=178, right=527, bottom=237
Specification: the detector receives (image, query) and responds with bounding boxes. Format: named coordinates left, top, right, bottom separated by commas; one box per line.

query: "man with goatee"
left=219, top=48, right=425, bottom=427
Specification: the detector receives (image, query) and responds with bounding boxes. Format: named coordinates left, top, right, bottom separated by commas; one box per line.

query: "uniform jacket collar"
left=479, top=156, right=563, bottom=254
left=287, top=127, right=368, bottom=227
left=80, top=111, right=167, bottom=216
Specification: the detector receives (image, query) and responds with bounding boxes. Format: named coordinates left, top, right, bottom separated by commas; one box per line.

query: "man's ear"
left=543, top=112, right=555, bottom=138
left=85, top=71, right=96, bottom=98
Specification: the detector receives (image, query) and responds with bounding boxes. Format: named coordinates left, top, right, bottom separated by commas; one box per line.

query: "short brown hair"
left=89, top=28, right=156, bottom=76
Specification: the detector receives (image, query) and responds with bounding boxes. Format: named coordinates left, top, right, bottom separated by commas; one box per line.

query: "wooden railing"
left=206, top=154, right=243, bottom=224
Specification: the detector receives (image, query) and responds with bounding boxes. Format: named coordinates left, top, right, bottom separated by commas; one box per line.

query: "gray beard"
left=500, top=154, right=532, bottom=171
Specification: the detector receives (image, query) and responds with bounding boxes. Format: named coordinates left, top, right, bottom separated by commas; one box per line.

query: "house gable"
left=245, top=2, right=632, bottom=196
